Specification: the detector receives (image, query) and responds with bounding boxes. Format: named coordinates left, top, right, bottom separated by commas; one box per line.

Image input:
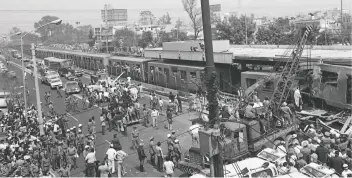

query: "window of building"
left=246, top=78, right=257, bottom=88
left=321, top=70, right=338, bottom=87
left=347, top=75, right=351, bottom=104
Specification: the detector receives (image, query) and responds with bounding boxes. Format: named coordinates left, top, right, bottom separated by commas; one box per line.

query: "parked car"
left=48, top=77, right=63, bottom=89
left=65, top=81, right=80, bottom=95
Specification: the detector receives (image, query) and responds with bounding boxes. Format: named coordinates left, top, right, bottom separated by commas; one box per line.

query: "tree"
left=182, top=0, right=202, bottom=40
left=215, top=15, right=256, bottom=44
left=139, top=11, right=155, bottom=25
left=9, top=27, right=21, bottom=35
left=88, top=28, right=96, bottom=47
left=113, top=28, right=138, bottom=51
left=158, top=13, right=172, bottom=25
left=34, top=16, right=61, bottom=42
left=170, top=29, right=189, bottom=41
left=138, top=31, right=153, bottom=48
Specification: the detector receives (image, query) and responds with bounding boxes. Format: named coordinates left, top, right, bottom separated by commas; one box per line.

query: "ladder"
left=269, top=25, right=313, bottom=113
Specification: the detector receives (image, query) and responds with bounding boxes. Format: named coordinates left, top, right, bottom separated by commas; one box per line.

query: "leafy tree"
left=182, top=0, right=202, bottom=40
left=9, top=27, right=21, bottom=35
left=215, top=15, right=256, bottom=44
left=158, top=13, right=172, bottom=25
left=139, top=11, right=155, bottom=25
left=34, top=16, right=62, bottom=42
left=170, top=29, right=189, bottom=41
left=113, top=28, right=138, bottom=51
left=138, top=31, right=153, bottom=48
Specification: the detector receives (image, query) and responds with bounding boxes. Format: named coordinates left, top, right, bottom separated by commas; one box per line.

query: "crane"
left=269, top=25, right=313, bottom=114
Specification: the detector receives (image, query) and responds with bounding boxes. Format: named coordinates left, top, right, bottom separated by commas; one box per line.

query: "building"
left=101, top=5, right=128, bottom=28
left=94, top=26, right=114, bottom=52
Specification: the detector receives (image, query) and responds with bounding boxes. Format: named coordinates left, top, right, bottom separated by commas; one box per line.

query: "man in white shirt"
left=294, top=86, right=302, bottom=110
left=53, top=123, right=59, bottom=135
left=85, top=148, right=97, bottom=177
left=163, top=157, right=175, bottom=177
left=105, top=145, right=117, bottom=173
left=115, top=147, right=128, bottom=178
left=151, top=108, right=159, bottom=128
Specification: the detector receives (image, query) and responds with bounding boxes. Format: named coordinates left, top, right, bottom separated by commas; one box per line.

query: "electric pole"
left=32, top=43, right=44, bottom=135
left=200, top=0, right=224, bottom=177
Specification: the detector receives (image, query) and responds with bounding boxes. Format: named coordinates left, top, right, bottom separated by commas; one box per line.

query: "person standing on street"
left=163, top=157, right=175, bottom=177
left=131, top=126, right=139, bottom=150
left=176, top=94, right=182, bottom=113
left=115, top=145, right=128, bottom=178
left=151, top=108, right=159, bottom=128
left=98, top=161, right=110, bottom=178
left=100, top=113, right=106, bottom=135
left=137, top=142, right=147, bottom=172
left=105, top=144, right=117, bottom=174
left=57, top=86, right=62, bottom=98
left=85, top=148, right=97, bottom=177
left=158, top=98, right=164, bottom=115
left=149, top=136, right=156, bottom=166
left=156, top=141, right=164, bottom=172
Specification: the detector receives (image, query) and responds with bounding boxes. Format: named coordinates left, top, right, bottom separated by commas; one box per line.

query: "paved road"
left=0, top=49, right=198, bottom=177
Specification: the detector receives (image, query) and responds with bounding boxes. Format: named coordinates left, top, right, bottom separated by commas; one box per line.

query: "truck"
left=178, top=120, right=297, bottom=175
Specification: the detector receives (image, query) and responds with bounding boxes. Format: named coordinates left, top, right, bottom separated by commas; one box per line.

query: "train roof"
left=109, top=56, right=156, bottom=63
left=37, top=48, right=110, bottom=58
left=148, top=61, right=205, bottom=69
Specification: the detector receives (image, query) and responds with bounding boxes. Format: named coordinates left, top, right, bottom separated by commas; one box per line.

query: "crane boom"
left=270, top=25, right=313, bottom=112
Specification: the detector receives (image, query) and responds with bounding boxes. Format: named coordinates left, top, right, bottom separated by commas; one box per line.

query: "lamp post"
left=20, top=19, right=62, bottom=135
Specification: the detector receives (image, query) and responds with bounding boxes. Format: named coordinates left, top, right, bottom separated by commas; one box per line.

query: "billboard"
left=210, top=4, right=221, bottom=12
left=101, top=9, right=128, bottom=22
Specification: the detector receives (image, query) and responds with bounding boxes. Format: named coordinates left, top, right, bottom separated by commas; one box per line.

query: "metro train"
left=35, top=48, right=205, bottom=94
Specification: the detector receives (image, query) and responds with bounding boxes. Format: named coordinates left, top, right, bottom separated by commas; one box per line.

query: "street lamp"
left=18, top=18, right=62, bottom=135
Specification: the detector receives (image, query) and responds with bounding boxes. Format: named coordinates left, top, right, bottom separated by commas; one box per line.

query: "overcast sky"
left=0, top=0, right=350, bottom=34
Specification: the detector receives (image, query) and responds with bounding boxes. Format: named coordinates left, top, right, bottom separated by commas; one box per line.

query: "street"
left=0, top=50, right=198, bottom=177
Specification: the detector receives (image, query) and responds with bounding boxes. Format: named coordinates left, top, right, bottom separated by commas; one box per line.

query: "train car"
left=35, top=48, right=110, bottom=71
left=304, top=63, right=352, bottom=109
left=147, top=61, right=205, bottom=94
left=107, top=56, right=156, bottom=82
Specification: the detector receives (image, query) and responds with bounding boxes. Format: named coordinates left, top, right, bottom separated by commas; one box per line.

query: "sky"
left=0, top=0, right=350, bottom=35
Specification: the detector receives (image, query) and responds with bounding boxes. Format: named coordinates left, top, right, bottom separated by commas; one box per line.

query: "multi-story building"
left=101, top=5, right=128, bottom=28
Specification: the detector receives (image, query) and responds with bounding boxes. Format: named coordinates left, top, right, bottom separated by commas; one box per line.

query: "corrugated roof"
left=230, top=48, right=352, bottom=60
left=37, top=48, right=110, bottom=58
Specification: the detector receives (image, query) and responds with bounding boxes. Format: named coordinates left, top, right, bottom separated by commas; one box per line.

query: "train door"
left=171, top=67, right=178, bottom=90
left=164, top=68, right=170, bottom=88
left=148, top=66, right=155, bottom=84
left=180, top=70, right=187, bottom=92
left=156, top=67, right=165, bottom=87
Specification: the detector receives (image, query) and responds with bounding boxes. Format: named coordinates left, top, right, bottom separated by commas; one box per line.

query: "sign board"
left=210, top=4, right=221, bottom=12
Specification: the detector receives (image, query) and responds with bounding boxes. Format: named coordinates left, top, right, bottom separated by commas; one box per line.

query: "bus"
left=43, top=57, right=71, bottom=71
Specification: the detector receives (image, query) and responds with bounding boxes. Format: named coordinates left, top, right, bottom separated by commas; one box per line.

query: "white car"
left=300, top=163, right=337, bottom=178
left=48, top=77, right=63, bottom=89
left=257, top=148, right=286, bottom=165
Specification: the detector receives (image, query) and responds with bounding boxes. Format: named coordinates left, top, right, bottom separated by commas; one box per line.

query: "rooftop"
left=44, top=57, right=71, bottom=63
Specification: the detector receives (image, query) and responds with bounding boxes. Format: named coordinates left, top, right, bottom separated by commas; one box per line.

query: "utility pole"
left=200, top=0, right=223, bottom=178
left=245, top=14, right=248, bottom=45
left=31, top=43, right=44, bottom=135
left=340, top=0, right=344, bottom=44
left=20, top=37, right=28, bottom=121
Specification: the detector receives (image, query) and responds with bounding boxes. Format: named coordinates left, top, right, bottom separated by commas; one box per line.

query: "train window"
left=158, top=67, right=162, bottom=73
left=321, top=70, right=338, bottom=87
left=263, top=81, right=274, bottom=92
left=172, top=70, right=177, bottom=77
left=180, top=70, right=187, bottom=80
left=190, top=72, right=197, bottom=80
left=246, top=78, right=257, bottom=88
left=233, top=130, right=244, bottom=143
left=347, top=75, right=351, bottom=104
left=109, top=60, right=112, bottom=66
